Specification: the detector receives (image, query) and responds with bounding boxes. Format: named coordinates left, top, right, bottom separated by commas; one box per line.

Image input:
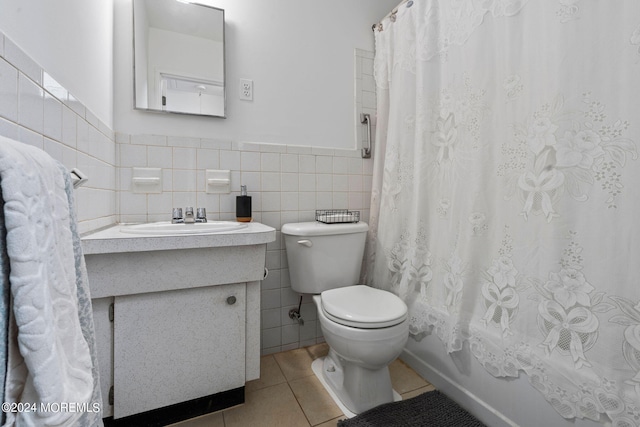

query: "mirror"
left=133, top=0, right=225, bottom=117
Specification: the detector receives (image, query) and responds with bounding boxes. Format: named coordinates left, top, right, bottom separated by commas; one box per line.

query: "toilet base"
left=311, top=354, right=401, bottom=418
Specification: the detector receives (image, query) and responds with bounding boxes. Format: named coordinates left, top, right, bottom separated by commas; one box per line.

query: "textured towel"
left=0, top=137, right=102, bottom=426
left=0, top=186, right=10, bottom=425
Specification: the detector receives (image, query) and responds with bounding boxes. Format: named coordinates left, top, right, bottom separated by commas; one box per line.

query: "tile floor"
left=170, top=343, right=435, bottom=427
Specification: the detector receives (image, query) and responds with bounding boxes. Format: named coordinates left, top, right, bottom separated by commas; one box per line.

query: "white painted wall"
left=114, top=0, right=398, bottom=149
left=0, top=0, right=114, bottom=128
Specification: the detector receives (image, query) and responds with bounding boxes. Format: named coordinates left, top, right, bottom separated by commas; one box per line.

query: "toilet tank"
left=281, top=221, right=369, bottom=294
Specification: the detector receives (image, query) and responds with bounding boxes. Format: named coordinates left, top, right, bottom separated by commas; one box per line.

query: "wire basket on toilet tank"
left=315, top=209, right=360, bottom=224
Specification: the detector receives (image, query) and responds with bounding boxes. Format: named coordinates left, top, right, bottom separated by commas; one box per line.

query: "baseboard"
left=400, top=348, right=516, bottom=427
left=103, top=386, right=244, bottom=427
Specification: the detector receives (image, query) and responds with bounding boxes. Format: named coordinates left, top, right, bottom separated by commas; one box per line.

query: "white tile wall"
left=355, top=48, right=377, bottom=153
left=0, top=31, right=117, bottom=234
left=117, top=131, right=375, bottom=353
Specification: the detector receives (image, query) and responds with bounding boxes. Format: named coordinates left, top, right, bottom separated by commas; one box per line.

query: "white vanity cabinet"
left=81, top=223, right=275, bottom=422
left=114, top=284, right=246, bottom=418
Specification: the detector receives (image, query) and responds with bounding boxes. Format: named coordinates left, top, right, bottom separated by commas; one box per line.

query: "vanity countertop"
left=81, top=222, right=276, bottom=255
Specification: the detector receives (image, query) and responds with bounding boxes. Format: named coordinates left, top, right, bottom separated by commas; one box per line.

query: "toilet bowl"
left=281, top=222, right=409, bottom=416
left=313, top=287, right=409, bottom=414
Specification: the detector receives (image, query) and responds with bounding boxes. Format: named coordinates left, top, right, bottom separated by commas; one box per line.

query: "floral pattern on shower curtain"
left=366, top=0, right=640, bottom=424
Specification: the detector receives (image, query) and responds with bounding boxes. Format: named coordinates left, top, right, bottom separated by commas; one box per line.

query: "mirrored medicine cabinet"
left=133, top=0, right=225, bottom=118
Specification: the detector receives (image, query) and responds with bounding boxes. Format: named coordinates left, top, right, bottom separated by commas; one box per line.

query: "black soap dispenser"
left=236, top=185, right=252, bottom=222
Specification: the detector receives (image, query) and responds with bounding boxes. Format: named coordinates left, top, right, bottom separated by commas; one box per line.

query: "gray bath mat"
left=336, top=390, right=487, bottom=427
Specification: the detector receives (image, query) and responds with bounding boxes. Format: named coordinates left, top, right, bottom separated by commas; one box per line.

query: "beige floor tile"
left=305, top=342, right=329, bottom=360
left=389, top=358, right=430, bottom=394
left=246, top=354, right=287, bottom=393
left=274, top=347, right=315, bottom=381
left=314, top=415, right=344, bottom=427
left=172, top=347, right=435, bottom=427
left=223, top=382, right=311, bottom=427
left=167, top=411, right=224, bottom=427
left=289, top=375, right=343, bottom=426
left=401, top=384, right=436, bottom=400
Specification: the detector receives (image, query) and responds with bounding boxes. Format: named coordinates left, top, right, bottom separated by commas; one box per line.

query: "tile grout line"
left=285, top=381, right=314, bottom=427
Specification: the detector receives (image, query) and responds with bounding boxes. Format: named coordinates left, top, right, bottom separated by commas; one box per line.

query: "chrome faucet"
left=172, top=207, right=206, bottom=224
left=184, top=206, right=195, bottom=223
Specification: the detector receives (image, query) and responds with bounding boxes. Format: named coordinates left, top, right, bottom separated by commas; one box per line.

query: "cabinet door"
left=113, top=284, right=246, bottom=419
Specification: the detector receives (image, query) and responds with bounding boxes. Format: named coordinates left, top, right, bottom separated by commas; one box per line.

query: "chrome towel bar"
left=70, top=168, right=88, bottom=189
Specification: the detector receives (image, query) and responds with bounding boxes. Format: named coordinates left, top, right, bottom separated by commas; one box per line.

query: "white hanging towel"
left=0, top=136, right=102, bottom=427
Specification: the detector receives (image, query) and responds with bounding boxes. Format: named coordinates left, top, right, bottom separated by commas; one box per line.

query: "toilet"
left=281, top=221, right=409, bottom=416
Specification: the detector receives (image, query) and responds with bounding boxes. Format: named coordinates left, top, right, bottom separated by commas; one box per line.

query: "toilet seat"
left=320, top=285, right=407, bottom=329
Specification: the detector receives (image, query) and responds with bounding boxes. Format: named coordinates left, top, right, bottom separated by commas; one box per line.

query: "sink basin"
left=120, top=221, right=248, bottom=236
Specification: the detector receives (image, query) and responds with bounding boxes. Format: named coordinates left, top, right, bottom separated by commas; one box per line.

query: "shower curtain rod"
left=372, top=0, right=409, bottom=31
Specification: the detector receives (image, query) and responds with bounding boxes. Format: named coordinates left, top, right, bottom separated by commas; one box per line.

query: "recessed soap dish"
left=206, top=169, right=231, bottom=194
left=132, top=167, right=163, bottom=193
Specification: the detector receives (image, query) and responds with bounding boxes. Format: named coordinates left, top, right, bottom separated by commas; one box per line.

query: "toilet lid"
left=321, top=285, right=407, bottom=329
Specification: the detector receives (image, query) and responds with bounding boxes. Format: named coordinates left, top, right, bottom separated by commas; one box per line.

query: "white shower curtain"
left=367, top=1, right=640, bottom=424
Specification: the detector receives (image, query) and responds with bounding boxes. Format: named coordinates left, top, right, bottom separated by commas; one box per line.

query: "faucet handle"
left=172, top=207, right=184, bottom=224
left=196, top=207, right=207, bottom=223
